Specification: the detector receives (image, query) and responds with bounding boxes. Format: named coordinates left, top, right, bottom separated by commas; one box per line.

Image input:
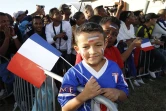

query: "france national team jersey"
left=58, top=59, right=128, bottom=111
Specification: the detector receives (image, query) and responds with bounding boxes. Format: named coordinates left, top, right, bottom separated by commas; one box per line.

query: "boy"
left=58, top=22, right=128, bottom=111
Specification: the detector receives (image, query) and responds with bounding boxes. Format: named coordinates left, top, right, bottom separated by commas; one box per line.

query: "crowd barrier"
left=12, top=70, right=118, bottom=111
left=125, top=45, right=165, bottom=90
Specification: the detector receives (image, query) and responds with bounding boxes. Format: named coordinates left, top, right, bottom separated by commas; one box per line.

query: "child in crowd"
left=58, top=22, right=128, bottom=111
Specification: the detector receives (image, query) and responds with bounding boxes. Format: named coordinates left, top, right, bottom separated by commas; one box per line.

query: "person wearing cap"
left=13, top=8, right=45, bottom=36
left=0, top=12, right=21, bottom=56
left=59, top=4, right=74, bottom=26
left=136, top=13, right=166, bottom=79
left=59, top=4, right=71, bottom=21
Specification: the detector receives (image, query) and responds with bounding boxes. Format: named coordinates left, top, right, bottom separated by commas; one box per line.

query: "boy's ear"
left=74, top=45, right=80, bottom=54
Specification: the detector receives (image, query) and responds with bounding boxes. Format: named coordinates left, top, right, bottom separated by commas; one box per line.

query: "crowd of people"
left=0, top=0, right=166, bottom=110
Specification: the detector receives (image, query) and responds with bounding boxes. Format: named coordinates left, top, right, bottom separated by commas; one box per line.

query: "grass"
left=119, top=75, right=166, bottom=111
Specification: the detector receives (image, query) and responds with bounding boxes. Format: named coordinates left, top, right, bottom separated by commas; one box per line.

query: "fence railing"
left=12, top=70, right=118, bottom=111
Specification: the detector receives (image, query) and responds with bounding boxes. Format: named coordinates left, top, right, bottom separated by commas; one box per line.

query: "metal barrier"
left=44, top=70, right=118, bottom=111
left=12, top=69, right=118, bottom=111
left=125, top=45, right=165, bottom=90
left=0, top=55, right=13, bottom=102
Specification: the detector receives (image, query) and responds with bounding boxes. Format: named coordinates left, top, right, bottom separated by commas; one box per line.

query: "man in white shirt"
left=45, top=8, right=72, bottom=85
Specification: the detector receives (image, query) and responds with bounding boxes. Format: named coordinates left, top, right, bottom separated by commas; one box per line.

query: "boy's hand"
left=82, top=76, right=102, bottom=101
left=102, top=88, right=120, bottom=102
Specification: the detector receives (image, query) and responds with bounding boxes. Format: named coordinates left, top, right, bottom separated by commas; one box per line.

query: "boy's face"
left=74, top=32, right=106, bottom=66
left=51, top=9, right=62, bottom=22
left=102, top=22, right=119, bottom=47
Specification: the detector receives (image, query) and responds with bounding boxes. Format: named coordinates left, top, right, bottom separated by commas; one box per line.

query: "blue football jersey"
left=58, top=59, right=128, bottom=111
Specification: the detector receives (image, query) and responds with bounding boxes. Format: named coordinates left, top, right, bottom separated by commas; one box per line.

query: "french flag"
left=141, top=38, right=154, bottom=51
left=7, top=33, right=61, bottom=88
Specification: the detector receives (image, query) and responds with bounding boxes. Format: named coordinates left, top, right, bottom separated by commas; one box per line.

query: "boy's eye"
left=96, top=44, right=102, bottom=46
left=82, top=46, right=89, bottom=48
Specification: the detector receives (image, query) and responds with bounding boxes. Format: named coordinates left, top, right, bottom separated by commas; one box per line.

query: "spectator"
left=58, top=22, right=128, bottom=111
left=133, top=10, right=144, bottom=33
left=43, top=14, right=51, bottom=26
left=88, top=15, right=102, bottom=24
left=117, top=11, right=136, bottom=42
left=83, top=5, right=94, bottom=20
left=0, top=12, right=21, bottom=97
left=13, top=8, right=45, bottom=36
left=45, top=7, right=72, bottom=88
left=158, top=9, right=166, bottom=20
left=117, top=11, right=144, bottom=86
left=6, top=13, right=22, bottom=43
left=94, top=5, right=108, bottom=17
left=59, top=4, right=74, bottom=26
left=71, top=12, right=86, bottom=65
left=136, top=13, right=166, bottom=78
left=59, top=4, right=71, bottom=21
left=153, top=9, right=166, bottom=49
left=23, top=16, right=46, bottom=42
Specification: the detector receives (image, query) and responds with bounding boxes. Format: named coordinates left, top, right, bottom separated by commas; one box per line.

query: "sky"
left=0, top=0, right=78, bottom=16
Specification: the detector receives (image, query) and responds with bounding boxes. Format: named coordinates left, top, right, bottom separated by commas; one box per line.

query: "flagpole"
left=60, top=56, right=89, bottom=81
left=44, top=69, right=63, bottom=82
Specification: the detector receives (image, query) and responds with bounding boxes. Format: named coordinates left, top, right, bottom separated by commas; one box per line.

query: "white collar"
left=82, top=58, right=108, bottom=79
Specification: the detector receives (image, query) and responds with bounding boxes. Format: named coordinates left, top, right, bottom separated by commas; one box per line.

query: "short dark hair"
left=84, top=5, right=92, bottom=11
left=6, top=13, right=14, bottom=25
left=74, top=22, right=105, bottom=44
left=100, top=16, right=120, bottom=28
left=89, top=15, right=102, bottom=24
left=119, top=11, right=132, bottom=22
left=43, top=14, right=51, bottom=22
left=73, top=12, right=84, bottom=20
left=94, top=5, right=103, bottom=15
left=0, top=12, right=6, bottom=16
left=32, top=16, right=42, bottom=24
left=49, top=8, right=58, bottom=17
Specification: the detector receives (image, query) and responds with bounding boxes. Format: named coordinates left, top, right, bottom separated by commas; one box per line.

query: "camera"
left=104, top=5, right=118, bottom=13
